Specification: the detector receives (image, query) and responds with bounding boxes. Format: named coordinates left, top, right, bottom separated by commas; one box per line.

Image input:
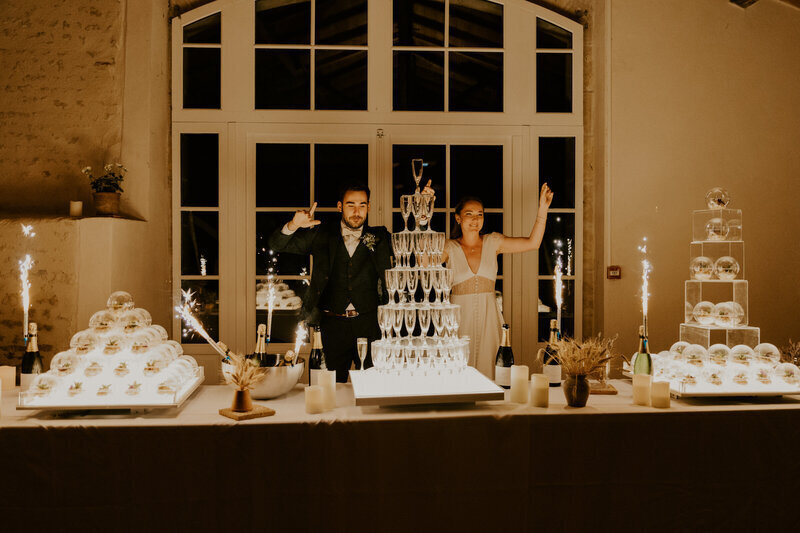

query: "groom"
left=269, top=182, right=392, bottom=382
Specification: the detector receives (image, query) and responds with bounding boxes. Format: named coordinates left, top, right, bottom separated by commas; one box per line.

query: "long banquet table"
left=3, top=380, right=800, bottom=532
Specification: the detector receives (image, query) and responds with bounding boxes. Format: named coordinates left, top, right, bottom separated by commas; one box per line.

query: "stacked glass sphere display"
left=371, top=187, right=469, bottom=377
left=21, top=291, right=201, bottom=406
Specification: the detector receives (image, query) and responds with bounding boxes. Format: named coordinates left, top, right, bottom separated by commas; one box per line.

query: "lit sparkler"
left=19, top=254, right=33, bottom=342
left=175, top=289, right=227, bottom=358
left=21, top=224, right=36, bottom=237
left=639, top=238, right=652, bottom=336
left=555, top=254, right=563, bottom=332
left=265, top=275, right=277, bottom=342
left=291, top=323, right=307, bottom=365
left=200, top=255, right=207, bottom=277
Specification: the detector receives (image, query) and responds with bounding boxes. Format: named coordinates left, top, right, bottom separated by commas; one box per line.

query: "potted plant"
left=553, top=335, right=616, bottom=407
left=82, top=163, right=125, bottom=216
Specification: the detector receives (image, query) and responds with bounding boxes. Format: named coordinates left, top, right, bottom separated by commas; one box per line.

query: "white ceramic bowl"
left=222, top=359, right=304, bottom=399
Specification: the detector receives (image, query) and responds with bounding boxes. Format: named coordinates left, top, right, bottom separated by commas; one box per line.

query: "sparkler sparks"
left=555, top=254, right=564, bottom=332
left=200, top=256, right=207, bottom=277
left=639, top=238, right=652, bottom=336
left=265, top=275, right=277, bottom=341
left=21, top=224, right=36, bottom=237
left=19, top=254, right=33, bottom=342
left=292, top=323, right=307, bottom=365
left=175, top=289, right=227, bottom=358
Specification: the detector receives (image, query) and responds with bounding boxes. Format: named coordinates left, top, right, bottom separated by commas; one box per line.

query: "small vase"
left=93, top=192, right=120, bottom=216
left=231, top=389, right=253, bottom=412
left=563, top=374, right=590, bottom=407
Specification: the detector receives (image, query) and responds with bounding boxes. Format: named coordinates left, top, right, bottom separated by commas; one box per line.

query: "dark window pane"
left=449, top=0, right=503, bottom=48
left=314, top=144, right=369, bottom=208
left=316, top=0, right=367, bottom=45
left=539, top=137, right=575, bottom=209
left=256, top=279, right=308, bottom=342
left=449, top=52, right=502, bottom=112
left=536, top=18, right=572, bottom=49
left=393, top=0, right=444, bottom=46
left=255, top=49, right=310, bottom=109
left=315, top=211, right=344, bottom=227
left=256, top=144, right=310, bottom=208
left=450, top=145, right=503, bottom=208
left=315, top=50, right=367, bottom=110
left=180, top=134, right=218, bottom=207
left=538, top=279, right=574, bottom=341
left=393, top=211, right=445, bottom=234
left=484, top=212, right=503, bottom=275
left=538, top=213, right=575, bottom=276
left=181, top=212, right=219, bottom=275
left=393, top=51, right=444, bottom=111
left=536, top=53, right=572, bottom=113
left=257, top=212, right=311, bottom=276
left=392, top=144, right=446, bottom=207
left=183, top=48, right=220, bottom=109
left=255, top=0, right=310, bottom=44
left=183, top=13, right=221, bottom=44
left=181, top=280, right=219, bottom=343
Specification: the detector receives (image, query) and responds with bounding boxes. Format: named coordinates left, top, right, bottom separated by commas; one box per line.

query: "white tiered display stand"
left=350, top=167, right=504, bottom=407
left=18, top=291, right=203, bottom=412
left=661, top=193, right=800, bottom=398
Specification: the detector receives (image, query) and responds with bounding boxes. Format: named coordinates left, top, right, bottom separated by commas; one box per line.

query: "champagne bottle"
left=494, top=324, right=514, bottom=388
left=21, top=322, right=44, bottom=389
left=250, top=324, right=276, bottom=367
left=633, top=325, right=652, bottom=375
left=542, top=319, right=562, bottom=387
left=308, top=325, right=326, bottom=386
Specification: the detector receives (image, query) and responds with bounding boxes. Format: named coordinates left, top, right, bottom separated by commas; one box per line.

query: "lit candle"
left=632, top=374, right=652, bottom=406
left=529, top=374, right=549, bottom=408
left=69, top=201, right=83, bottom=217
left=318, top=370, right=336, bottom=410
left=510, top=365, right=529, bottom=403
left=651, top=381, right=671, bottom=408
left=305, top=385, right=325, bottom=414
left=0, top=366, right=15, bottom=390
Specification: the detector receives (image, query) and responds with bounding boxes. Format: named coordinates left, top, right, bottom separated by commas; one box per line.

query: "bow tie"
left=342, top=227, right=362, bottom=243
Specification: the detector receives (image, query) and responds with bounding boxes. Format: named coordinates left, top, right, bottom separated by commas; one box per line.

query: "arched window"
left=172, top=0, right=583, bottom=367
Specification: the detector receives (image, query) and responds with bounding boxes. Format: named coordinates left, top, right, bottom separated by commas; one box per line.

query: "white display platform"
left=350, top=367, right=504, bottom=407
left=16, top=368, right=204, bottom=412
left=622, top=368, right=800, bottom=398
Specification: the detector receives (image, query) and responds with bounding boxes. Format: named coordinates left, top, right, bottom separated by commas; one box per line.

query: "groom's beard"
left=342, top=215, right=365, bottom=230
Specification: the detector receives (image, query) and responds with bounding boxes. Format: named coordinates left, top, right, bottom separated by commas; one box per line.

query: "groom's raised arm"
left=268, top=202, right=321, bottom=254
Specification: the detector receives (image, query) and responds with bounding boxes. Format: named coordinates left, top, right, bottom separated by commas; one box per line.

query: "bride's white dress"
left=445, top=233, right=503, bottom=378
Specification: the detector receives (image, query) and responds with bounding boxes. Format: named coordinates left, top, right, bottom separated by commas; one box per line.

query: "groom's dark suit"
left=269, top=221, right=392, bottom=382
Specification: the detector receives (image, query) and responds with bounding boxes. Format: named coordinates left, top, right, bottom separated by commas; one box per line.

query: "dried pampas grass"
left=225, top=352, right=268, bottom=391
left=553, top=335, right=617, bottom=376
left=781, top=340, right=800, bottom=366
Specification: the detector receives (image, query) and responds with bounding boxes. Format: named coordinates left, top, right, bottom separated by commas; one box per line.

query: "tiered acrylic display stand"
left=350, top=160, right=504, bottom=407
left=18, top=291, right=203, bottom=412
left=658, top=190, right=800, bottom=398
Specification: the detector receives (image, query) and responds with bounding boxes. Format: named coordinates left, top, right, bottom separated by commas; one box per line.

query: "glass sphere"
left=728, top=302, right=745, bottom=326
left=119, top=308, right=151, bottom=333
left=89, top=310, right=117, bottom=332
left=107, top=291, right=135, bottom=313
left=731, top=368, right=752, bottom=386
left=707, top=344, right=731, bottom=365
left=705, top=217, right=729, bottom=241
left=689, top=256, right=714, bottom=280
left=776, top=363, right=800, bottom=385
left=101, top=333, right=127, bottom=355
left=51, top=351, right=78, bottom=375
left=754, top=367, right=772, bottom=385
left=705, top=187, right=731, bottom=209
left=730, top=344, right=755, bottom=365
left=149, top=324, right=169, bottom=342
left=713, top=256, right=740, bottom=280
left=692, top=301, right=717, bottom=325
left=702, top=366, right=726, bottom=386
left=670, top=341, right=690, bottom=356
left=164, top=340, right=184, bottom=357
left=684, top=344, right=707, bottom=366
left=128, top=330, right=154, bottom=354
left=69, top=330, right=98, bottom=354
left=83, top=356, right=104, bottom=377
left=754, top=343, right=780, bottom=365
left=714, top=302, right=738, bottom=327
left=133, top=308, right=153, bottom=326
left=30, top=374, right=59, bottom=396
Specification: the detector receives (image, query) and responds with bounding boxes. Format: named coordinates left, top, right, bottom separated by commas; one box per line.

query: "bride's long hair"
left=450, top=196, right=484, bottom=240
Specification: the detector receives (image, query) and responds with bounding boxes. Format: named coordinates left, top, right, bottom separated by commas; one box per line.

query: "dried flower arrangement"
left=781, top=340, right=800, bottom=366
left=225, top=352, right=268, bottom=391
left=553, top=335, right=617, bottom=377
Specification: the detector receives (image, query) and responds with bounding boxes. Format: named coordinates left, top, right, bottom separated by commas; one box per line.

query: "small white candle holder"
left=305, top=385, right=324, bottom=414
left=69, top=200, right=83, bottom=218
left=632, top=374, right=652, bottom=406
left=651, top=380, right=671, bottom=408
left=510, top=365, right=529, bottom=403
left=529, top=373, right=549, bottom=408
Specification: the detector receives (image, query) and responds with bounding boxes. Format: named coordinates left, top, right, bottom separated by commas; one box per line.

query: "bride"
left=441, top=183, right=553, bottom=378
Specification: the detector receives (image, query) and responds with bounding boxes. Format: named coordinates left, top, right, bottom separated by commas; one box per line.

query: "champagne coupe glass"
left=442, top=268, right=454, bottom=304
left=394, top=344, right=405, bottom=376
left=392, top=305, right=404, bottom=338
left=406, top=345, right=419, bottom=376
left=386, top=270, right=398, bottom=304
left=400, top=195, right=413, bottom=232
left=404, top=305, right=417, bottom=337
left=431, top=306, right=443, bottom=338
left=417, top=304, right=431, bottom=336
left=419, top=343, right=431, bottom=375
left=411, top=193, right=424, bottom=231
left=407, top=268, right=419, bottom=300
left=411, top=158, right=424, bottom=191
left=396, top=268, right=408, bottom=303
left=403, top=233, right=414, bottom=268
left=432, top=268, right=443, bottom=304
left=421, top=194, right=435, bottom=231
left=357, top=337, right=368, bottom=371
left=377, top=306, right=387, bottom=339
left=420, top=268, right=432, bottom=302
left=371, top=341, right=382, bottom=373
left=391, top=234, right=403, bottom=268
left=416, top=232, right=430, bottom=267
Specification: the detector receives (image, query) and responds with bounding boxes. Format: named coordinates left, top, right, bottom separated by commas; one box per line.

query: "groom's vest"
left=318, top=237, right=380, bottom=315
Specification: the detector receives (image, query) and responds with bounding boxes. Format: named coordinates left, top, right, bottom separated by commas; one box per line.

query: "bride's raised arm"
left=497, top=183, right=553, bottom=254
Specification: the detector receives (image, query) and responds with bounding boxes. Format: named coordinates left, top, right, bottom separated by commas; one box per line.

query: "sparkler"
left=291, top=323, right=307, bottom=365
left=639, top=238, right=652, bottom=337
left=555, top=254, right=563, bottom=333
left=200, top=255, right=207, bottom=277
left=175, top=289, right=227, bottom=358
left=19, top=254, right=33, bottom=342
left=21, top=224, right=36, bottom=237
left=265, top=276, right=277, bottom=342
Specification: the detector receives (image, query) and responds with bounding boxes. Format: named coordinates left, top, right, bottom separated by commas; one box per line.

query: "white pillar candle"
left=651, top=381, right=671, bottom=408
left=20, top=373, right=35, bottom=391
left=69, top=200, right=83, bottom=217
left=0, top=366, right=15, bottom=391
left=632, top=374, right=652, bottom=406
left=318, top=370, right=336, bottom=410
left=510, top=365, right=529, bottom=403
left=305, top=386, right=325, bottom=414
left=529, top=373, right=549, bottom=408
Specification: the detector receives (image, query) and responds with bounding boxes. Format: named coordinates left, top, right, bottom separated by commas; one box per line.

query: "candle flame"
left=175, top=289, right=227, bottom=358
left=19, top=254, right=33, bottom=341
